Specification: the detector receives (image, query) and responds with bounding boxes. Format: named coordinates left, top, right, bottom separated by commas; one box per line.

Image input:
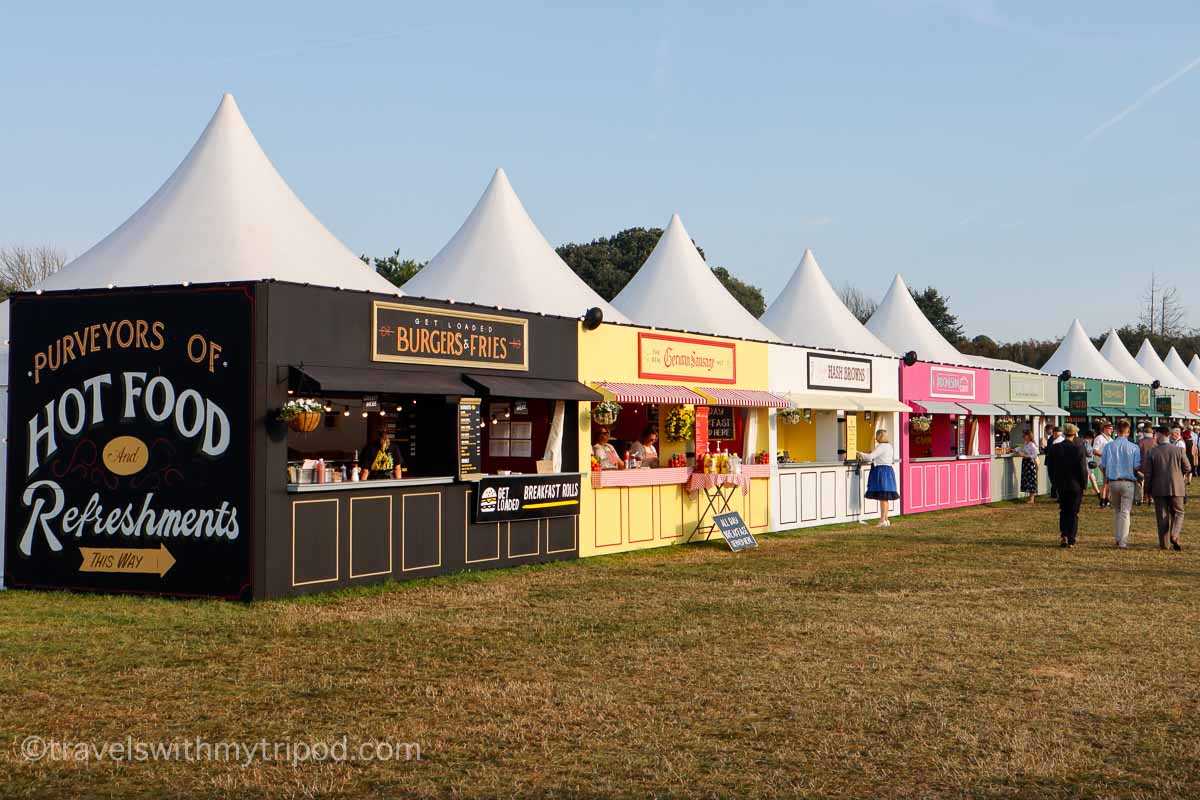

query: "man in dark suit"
left=1046, top=422, right=1089, bottom=548
left=1142, top=425, right=1190, bottom=550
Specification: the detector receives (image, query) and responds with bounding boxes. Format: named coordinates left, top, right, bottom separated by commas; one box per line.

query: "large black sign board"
left=458, top=399, right=482, bottom=479
left=1156, top=395, right=1172, bottom=417
left=474, top=473, right=582, bottom=523
left=1068, top=391, right=1088, bottom=413
left=713, top=511, right=757, bottom=552
left=707, top=406, right=735, bottom=441
left=5, top=286, right=255, bottom=599
left=372, top=301, right=528, bottom=370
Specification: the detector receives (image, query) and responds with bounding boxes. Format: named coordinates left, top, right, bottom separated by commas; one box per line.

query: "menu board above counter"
left=458, top=398, right=483, bottom=479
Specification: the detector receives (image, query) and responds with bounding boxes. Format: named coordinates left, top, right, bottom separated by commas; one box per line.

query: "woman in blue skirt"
left=859, top=429, right=899, bottom=527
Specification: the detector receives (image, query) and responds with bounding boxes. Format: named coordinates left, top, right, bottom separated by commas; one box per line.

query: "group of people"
left=1044, top=419, right=1193, bottom=550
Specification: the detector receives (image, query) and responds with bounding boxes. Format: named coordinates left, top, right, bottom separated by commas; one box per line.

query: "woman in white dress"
left=858, top=429, right=898, bottom=527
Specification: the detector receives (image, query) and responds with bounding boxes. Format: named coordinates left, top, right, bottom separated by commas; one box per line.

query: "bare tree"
left=0, top=244, right=67, bottom=293
left=836, top=282, right=878, bottom=324
left=1139, top=270, right=1186, bottom=337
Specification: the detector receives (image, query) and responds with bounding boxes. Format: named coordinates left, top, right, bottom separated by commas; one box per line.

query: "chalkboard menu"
left=707, top=406, right=735, bottom=441
left=458, top=398, right=483, bottom=479
left=713, top=511, right=757, bottom=552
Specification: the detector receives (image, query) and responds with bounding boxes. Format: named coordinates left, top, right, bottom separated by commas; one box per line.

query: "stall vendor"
left=593, top=426, right=625, bottom=470
left=361, top=429, right=405, bottom=479
left=630, top=426, right=660, bottom=468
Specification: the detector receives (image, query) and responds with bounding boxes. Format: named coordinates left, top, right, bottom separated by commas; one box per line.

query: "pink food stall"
left=900, top=362, right=998, bottom=514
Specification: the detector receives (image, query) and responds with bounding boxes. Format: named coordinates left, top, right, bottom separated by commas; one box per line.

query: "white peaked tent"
left=1135, top=340, right=1185, bottom=388
left=760, top=249, right=895, bottom=356
left=864, top=274, right=970, bottom=365
left=35, top=94, right=398, bottom=295
left=611, top=214, right=778, bottom=341
left=1164, top=347, right=1200, bottom=391
left=1099, top=329, right=1157, bottom=385
left=401, top=169, right=626, bottom=322
left=1040, top=320, right=1126, bottom=381
left=1190, top=354, right=1200, bottom=383
left=971, top=355, right=1047, bottom=374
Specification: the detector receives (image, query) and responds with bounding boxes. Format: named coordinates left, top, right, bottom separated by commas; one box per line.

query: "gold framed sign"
left=372, top=301, right=528, bottom=371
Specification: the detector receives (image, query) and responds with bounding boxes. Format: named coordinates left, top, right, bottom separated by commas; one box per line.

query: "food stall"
left=5, top=283, right=598, bottom=599
left=987, top=369, right=1063, bottom=499
left=759, top=249, right=905, bottom=529
left=576, top=325, right=778, bottom=555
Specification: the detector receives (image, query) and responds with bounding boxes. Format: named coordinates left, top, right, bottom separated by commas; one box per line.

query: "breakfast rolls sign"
left=5, top=285, right=255, bottom=599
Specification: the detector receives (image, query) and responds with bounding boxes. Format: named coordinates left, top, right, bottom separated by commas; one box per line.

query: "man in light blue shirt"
left=1099, top=420, right=1141, bottom=549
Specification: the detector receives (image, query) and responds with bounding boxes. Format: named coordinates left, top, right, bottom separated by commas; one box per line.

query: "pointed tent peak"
left=760, top=249, right=896, bottom=357
left=1163, top=346, right=1200, bottom=390
left=1099, top=328, right=1157, bottom=384
left=1135, top=339, right=1185, bottom=388
left=400, top=169, right=627, bottom=322
left=865, top=273, right=971, bottom=366
left=610, top=214, right=780, bottom=342
left=1190, top=353, right=1200, bottom=381
left=1039, top=319, right=1126, bottom=381
left=37, top=93, right=398, bottom=295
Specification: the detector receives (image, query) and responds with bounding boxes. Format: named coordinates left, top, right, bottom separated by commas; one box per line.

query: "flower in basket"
left=591, top=400, right=622, bottom=425
left=909, top=415, right=932, bottom=433
left=279, top=398, right=325, bottom=432
left=663, top=406, right=695, bottom=443
left=777, top=406, right=803, bottom=425
left=995, top=417, right=1015, bottom=433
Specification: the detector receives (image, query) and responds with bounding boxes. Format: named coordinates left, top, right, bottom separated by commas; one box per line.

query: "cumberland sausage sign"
left=372, top=301, right=528, bottom=370
left=637, top=332, right=736, bottom=384
left=5, top=286, right=254, bottom=599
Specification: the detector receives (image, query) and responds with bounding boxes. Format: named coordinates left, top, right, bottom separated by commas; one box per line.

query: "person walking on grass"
left=1099, top=420, right=1140, bottom=550
left=1092, top=421, right=1113, bottom=508
left=1143, top=425, right=1190, bottom=551
left=1045, top=423, right=1089, bottom=548
left=1136, top=424, right=1156, bottom=505
left=858, top=429, right=899, bottom=527
left=1017, top=430, right=1040, bottom=504
left=1044, top=425, right=1063, bottom=499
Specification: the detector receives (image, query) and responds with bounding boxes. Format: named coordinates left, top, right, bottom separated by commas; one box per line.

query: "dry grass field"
left=2, top=498, right=1200, bottom=799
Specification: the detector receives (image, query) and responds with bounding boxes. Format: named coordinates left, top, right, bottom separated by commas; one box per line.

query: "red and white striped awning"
left=593, top=382, right=707, bottom=404
left=695, top=387, right=791, bottom=407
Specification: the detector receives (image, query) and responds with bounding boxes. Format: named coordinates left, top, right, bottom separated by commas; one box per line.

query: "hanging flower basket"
left=909, top=415, right=932, bottom=433
left=777, top=406, right=803, bottom=426
left=995, top=417, right=1016, bottom=433
left=279, top=398, right=325, bottom=432
left=591, top=400, right=622, bottom=426
left=664, top=406, right=695, bottom=442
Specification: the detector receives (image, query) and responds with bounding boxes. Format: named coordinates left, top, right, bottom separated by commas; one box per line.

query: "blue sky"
left=2, top=2, right=1199, bottom=341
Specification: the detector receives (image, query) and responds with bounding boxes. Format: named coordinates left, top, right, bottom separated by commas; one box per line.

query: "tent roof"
left=611, top=214, right=779, bottom=341
left=970, top=355, right=1047, bottom=375
left=1099, top=329, right=1156, bottom=385
left=1039, top=320, right=1126, bottom=381
left=759, top=249, right=895, bottom=357
left=401, top=169, right=626, bottom=322
left=36, top=94, right=397, bottom=295
left=1164, top=347, right=1200, bottom=390
left=1190, top=354, right=1200, bottom=383
left=864, top=274, right=973, bottom=366
left=1135, top=339, right=1186, bottom=388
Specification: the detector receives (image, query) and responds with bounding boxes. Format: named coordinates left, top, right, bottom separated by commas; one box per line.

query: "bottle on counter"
left=315, top=459, right=326, bottom=484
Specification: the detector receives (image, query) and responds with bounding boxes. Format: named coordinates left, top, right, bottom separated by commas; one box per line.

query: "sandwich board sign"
left=713, top=511, right=757, bottom=552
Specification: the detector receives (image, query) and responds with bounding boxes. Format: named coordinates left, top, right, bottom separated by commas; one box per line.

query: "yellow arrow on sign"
left=78, top=544, right=176, bottom=577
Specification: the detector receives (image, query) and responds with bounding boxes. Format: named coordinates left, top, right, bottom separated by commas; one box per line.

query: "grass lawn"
left=2, top=498, right=1200, bottom=799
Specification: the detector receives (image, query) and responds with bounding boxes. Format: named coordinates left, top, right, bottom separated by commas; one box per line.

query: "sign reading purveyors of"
left=474, top=473, right=582, bottom=523
left=372, top=301, right=528, bottom=370
left=637, top=332, right=736, bottom=384
left=5, top=286, right=254, bottom=598
left=807, top=353, right=872, bottom=393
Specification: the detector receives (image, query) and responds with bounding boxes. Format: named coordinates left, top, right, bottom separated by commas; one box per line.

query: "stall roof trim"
left=957, top=402, right=1008, bottom=416
left=593, top=381, right=707, bottom=404
left=996, top=404, right=1041, bottom=416
left=464, top=374, right=601, bottom=402
left=291, top=365, right=472, bottom=396
left=784, top=391, right=866, bottom=411
left=1032, top=405, right=1072, bottom=416
left=695, top=387, right=790, bottom=408
left=35, top=94, right=398, bottom=297
left=401, top=169, right=627, bottom=322
left=854, top=397, right=911, bottom=413
left=906, top=400, right=966, bottom=415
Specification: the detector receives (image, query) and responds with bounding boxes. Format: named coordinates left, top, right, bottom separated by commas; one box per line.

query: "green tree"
left=556, top=227, right=766, bottom=317
left=360, top=250, right=425, bottom=289
left=909, top=286, right=965, bottom=346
